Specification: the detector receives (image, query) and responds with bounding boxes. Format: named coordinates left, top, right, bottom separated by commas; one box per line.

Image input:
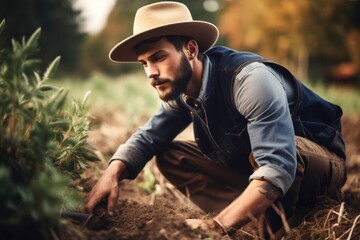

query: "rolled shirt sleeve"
left=233, top=62, right=297, bottom=195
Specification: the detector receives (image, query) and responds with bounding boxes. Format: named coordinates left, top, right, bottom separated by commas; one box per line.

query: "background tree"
left=78, top=0, right=137, bottom=75
left=0, top=0, right=85, bottom=73
left=218, top=0, right=360, bottom=82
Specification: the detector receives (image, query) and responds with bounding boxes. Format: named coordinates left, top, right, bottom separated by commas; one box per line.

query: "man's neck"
left=184, top=57, right=204, bottom=99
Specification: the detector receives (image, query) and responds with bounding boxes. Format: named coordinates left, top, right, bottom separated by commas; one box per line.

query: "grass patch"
left=50, top=72, right=161, bottom=122
left=51, top=72, right=360, bottom=117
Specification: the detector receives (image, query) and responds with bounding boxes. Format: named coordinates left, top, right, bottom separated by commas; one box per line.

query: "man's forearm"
left=214, top=179, right=282, bottom=230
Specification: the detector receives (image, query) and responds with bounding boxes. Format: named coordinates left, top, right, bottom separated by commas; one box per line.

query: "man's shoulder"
left=206, top=46, right=266, bottom=66
left=206, top=46, right=239, bottom=56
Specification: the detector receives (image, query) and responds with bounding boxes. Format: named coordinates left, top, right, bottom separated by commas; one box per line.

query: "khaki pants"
left=155, top=136, right=346, bottom=232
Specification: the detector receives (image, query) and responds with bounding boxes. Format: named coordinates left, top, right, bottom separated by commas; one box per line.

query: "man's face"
left=136, top=38, right=193, bottom=101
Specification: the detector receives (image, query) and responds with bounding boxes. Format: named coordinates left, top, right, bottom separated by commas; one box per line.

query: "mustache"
left=151, top=78, right=170, bottom=87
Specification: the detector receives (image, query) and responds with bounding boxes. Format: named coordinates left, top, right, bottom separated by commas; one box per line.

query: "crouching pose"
left=85, top=1, right=347, bottom=237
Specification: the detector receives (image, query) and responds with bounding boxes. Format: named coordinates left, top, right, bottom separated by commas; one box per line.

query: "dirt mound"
left=60, top=197, right=225, bottom=240
left=62, top=112, right=360, bottom=240
left=89, top=199, right=217, bottom=240
left=342, top=115, right=360, bottom=206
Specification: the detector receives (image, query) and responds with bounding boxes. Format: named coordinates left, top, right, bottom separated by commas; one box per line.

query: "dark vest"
left=179, top=46, right=346, bottom=167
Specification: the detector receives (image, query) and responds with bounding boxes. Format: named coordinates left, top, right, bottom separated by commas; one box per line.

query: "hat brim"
left=109, top=21, right=219, bottom=62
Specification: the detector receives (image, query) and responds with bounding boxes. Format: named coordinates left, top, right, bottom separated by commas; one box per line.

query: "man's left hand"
left=185, top=218, right=227, bottom=235
left=185, top=219, right=210, bottom=230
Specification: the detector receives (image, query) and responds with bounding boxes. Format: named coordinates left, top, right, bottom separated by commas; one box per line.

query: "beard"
left=152, top=53, right=193, bottom=102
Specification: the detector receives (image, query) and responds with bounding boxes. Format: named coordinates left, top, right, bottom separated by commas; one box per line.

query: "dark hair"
left=165, top=35, right=191, bottom=51
left=166, top=36, right=204, bottom=60
left=135, top=35, right=203, bottom=60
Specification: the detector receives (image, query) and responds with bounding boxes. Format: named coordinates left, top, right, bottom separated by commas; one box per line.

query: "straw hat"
left=109, top=1, right=219, bottom=62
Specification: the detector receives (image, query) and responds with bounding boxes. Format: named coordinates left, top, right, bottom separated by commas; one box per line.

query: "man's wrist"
left=212, top=218, right=228, bottom=235
left=108, top=159, right=129, bottom=180
left=203, top=218, right=236, bottom=236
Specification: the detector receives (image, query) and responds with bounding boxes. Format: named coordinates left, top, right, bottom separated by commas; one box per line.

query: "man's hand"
left=186, top=219, right=210, bottom=230
left=185, top=218, right=228, bottom=235
left=186, top=180, right=281, bottom=236
left=85, top=160, right=128, bottom=214
left=214, top=179, right=282, bottom=230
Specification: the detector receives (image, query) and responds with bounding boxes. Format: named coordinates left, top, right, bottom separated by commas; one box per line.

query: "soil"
left=59, top=108, right=360, bottom=240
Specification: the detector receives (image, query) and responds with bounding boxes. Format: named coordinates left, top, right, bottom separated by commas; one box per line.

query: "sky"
left=72, top=0, right=116, bottom=34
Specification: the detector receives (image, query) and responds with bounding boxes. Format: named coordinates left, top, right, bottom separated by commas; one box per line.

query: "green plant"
left=138, top=165, right=157, bottom=194
left=0, top=19, right=98, bottom=239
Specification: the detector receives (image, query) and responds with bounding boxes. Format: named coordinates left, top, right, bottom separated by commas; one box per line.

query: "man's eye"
left=154, top=55, right=165, bottom=62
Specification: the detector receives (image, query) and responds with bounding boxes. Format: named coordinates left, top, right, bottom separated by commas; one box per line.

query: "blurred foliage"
left=0, top=20, right=98, bottom=239
left=2, top=0, right=358, bottom=83
left=79, top=0, right=360, bottom=84
left=219, top=0, right=360, bottom=82
left=50, top=71, right=160, bottom=128
left=0, top=0, right=85, bottom=73
left=82, top=0, right=360, bottom=84
left=138, top=165, right=157, bottom=194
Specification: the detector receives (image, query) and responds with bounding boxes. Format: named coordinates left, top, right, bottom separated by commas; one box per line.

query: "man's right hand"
left=85, top=160, right=128, bottom=215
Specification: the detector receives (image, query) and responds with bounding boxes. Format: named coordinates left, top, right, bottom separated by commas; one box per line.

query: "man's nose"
left=146, top=64, right=159, bottom=78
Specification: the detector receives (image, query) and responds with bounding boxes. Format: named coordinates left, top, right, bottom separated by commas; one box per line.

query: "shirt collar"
left=181, top=56, right=211, bottom=105
left=197, top=55, right=210, bottom=102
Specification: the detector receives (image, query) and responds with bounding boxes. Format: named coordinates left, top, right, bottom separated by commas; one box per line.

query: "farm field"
left=2, top=2, right=360, bottom=237
left=51, top=74, right=360, bottom=240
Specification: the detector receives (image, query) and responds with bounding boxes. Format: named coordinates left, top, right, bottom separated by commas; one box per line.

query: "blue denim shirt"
left=110, top=46, right=345, bottom=195
left=233, top=61, right=296, bottom=194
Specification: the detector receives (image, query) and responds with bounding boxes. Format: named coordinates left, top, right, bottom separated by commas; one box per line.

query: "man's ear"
left=185, top=40, right=199, bottom=60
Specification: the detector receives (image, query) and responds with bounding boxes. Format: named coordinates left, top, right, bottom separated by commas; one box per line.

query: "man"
left=85, top=1, right=347, bottom=237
